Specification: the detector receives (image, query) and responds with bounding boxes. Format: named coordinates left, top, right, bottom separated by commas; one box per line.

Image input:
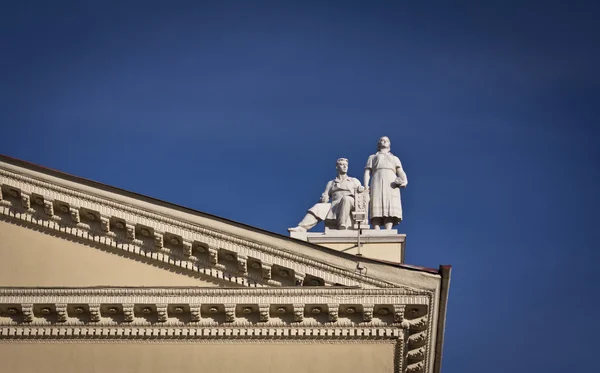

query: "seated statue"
left=288, top=158, right=364, bottom=232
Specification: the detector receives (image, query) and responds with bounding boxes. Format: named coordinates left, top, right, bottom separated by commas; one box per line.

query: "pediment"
left=0, top=156, right=443, bottom=294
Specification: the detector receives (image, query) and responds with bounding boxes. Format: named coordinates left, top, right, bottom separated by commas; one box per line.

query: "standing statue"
left=364, top=136, right=408, bottom=230
left=289, top=158, right=363, bottom=232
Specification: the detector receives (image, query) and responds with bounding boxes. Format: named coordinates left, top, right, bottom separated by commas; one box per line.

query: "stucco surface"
left=318, top=242, right=402, bottom=263
left=0, top=342, right=395, bottom=373
left=0, top=220, right=216, bottom=287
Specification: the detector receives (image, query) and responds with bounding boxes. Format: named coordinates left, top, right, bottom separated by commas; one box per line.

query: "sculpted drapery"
left=308, top=174, right=361, bottom=228
left=364, top=136, right=408, bottom=230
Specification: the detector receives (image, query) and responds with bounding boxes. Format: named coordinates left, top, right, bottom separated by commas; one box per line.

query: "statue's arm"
left=364, top=155, right=373, bottom=188
left=363, top=169, right=371, bottom=189
left=395, top=159, right=408, bottom=188
left=320, top=181, right=333, bottom=203
left=353, top=177, right=365, bottom=193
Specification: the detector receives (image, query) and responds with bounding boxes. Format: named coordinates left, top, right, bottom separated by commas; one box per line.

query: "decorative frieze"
left=0, top=326, right=404, bottom=341
left=0, top=287, right=428, bottom=373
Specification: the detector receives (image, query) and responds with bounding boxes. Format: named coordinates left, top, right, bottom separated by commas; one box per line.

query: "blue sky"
left=1, top=1, right=599, bottom=371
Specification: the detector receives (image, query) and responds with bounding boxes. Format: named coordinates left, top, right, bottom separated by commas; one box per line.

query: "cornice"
left=0, top=286, right=433, bottom=373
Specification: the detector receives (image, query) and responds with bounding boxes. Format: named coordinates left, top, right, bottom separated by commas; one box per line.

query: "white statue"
left=289, top=158, right=363, bottom=232
left=363, top=136, right=408, bottom=230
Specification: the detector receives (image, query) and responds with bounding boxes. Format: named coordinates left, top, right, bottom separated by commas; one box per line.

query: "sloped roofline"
left=0, top=154, right=443, bottom=275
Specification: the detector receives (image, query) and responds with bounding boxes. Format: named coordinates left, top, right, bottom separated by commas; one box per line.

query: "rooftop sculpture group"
left=288, top=136, right=408, bottom=233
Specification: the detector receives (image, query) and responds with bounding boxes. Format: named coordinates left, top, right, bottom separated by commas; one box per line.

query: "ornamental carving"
left=125, top=224, right=135, bottom=240
left=262, top=264, right=271, bottom=280
left=69, top=207, right=80, bottom=223
left=259, top=304, right=269, bottom=322
left=224, top=304, right=235, bottom=323
left=408, top=331, right=427, bottom=345
left=43, top=200, right=54, bottom=216
left=20, top=193, right=31, bottom=211
left=363, top=304, right=374, bottom=322
left=56, top=303, right=67, bottom=323
left=190, top=305, right=201, bottom=322
left=156, top=304, right=167, bottom=322
left=409, top=316, right=428, bottom=330
left=154, top=233, right=164, bottom=249
left=293, top=304, right=304, bottom=322
left=182, top=240, right=192, bottom=257
left=328, top=304, right=339, bottom=322
left=208, top=248, right=218, bottom=265
left=123, top=304, right=134, bottom=322
left=22, top=303, right=33, bottom=323
left=406, top=362, right=424, bottom=373
left=237, top=256, right=247, bottom=273
left=89, top=304, right=100, bottom=322
left=100, top=216, right=110, bottom=232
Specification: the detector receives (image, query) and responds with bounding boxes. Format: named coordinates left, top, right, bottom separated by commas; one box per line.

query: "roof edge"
left=0, top=154, right=443, bottom=275
left=433, top=265, right=452, bottom=373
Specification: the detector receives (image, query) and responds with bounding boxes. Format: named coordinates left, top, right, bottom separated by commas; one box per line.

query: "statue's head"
left=336, top=158, right=349, bottom=173
left=377, top=136, right=391, bottom=151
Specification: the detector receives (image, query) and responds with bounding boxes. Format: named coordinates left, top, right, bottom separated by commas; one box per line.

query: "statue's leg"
left=371, top=217, right=383, bottom=230
left=336, top=196, right=354, bottom=229
left=288, top=212, right=320, bottom=232
left=383, top=218, right=394, bottom=230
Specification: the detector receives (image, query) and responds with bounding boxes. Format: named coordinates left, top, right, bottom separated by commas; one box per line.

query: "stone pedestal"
left=290, top=229, right=406, bottom=264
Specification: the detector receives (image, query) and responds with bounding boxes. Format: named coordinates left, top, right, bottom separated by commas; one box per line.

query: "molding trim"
left=0, top=286, right=433, bottom=373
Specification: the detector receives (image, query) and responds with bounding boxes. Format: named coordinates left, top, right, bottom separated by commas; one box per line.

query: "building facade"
left=0, top=155, right=450, bottom=373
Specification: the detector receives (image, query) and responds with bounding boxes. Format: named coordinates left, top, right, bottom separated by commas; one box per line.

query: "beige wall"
left=0, top=220, right=217, bottom=287
left=317, top=242, right=403, bottom=263
left=0, top=342, right=396, bottom=373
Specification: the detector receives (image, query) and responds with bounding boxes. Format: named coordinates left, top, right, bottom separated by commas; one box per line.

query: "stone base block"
left=290, top=228, right=406, bottom=264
